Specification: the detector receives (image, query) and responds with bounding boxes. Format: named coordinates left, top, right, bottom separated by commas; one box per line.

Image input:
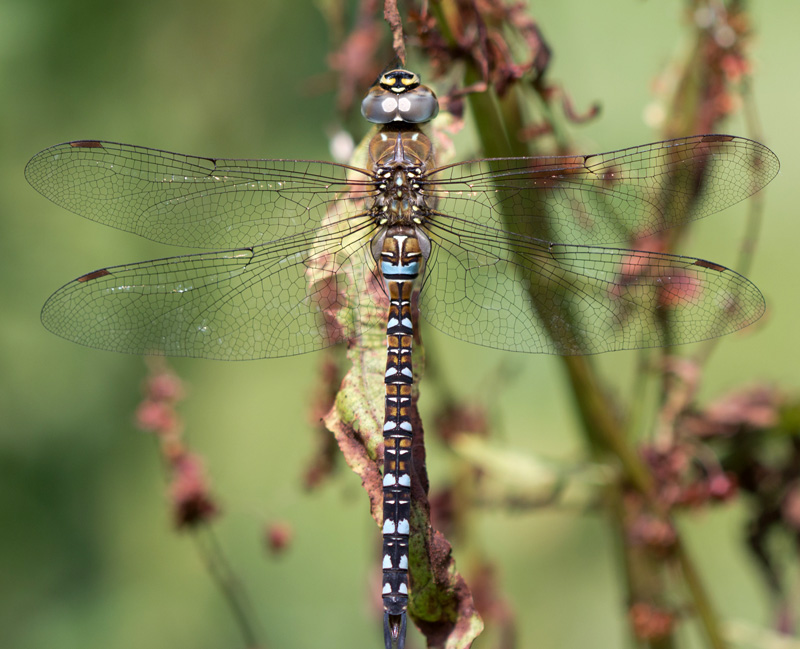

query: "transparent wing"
left=40, top=219, right=378, bottom=360
left=26, top=140, right=375, bottom=249
left=423, top=135, right=779, bottom=246
left=33, top=135, right=773, bottom=359
left=420, top=215, right=764, bottom=355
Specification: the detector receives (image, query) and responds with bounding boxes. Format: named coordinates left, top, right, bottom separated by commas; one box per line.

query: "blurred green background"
left=2, top=1, right=799, bottom=648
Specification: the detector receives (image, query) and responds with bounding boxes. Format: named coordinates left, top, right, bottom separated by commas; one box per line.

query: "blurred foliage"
left=2, top=1, right=800, bottom=648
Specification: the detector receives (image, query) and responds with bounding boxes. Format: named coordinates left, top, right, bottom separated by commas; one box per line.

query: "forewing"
left=423, top=135, right=779, bottom=246
left=26, top=140, right=375, bottom=249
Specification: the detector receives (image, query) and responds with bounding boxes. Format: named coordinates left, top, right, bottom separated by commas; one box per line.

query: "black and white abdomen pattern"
left=379, top=226, right=424, bottom=646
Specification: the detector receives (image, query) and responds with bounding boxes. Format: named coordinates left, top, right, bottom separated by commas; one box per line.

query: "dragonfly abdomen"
left=380, top=227, right=424, bottom=647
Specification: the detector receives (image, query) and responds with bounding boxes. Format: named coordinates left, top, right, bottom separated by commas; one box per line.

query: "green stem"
left=428, top=4, right=730, bottom=647
left=675, top=538, right=727, bottom=649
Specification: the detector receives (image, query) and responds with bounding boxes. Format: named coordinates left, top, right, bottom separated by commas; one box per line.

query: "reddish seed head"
left=629, top=602, right=676, bottom=640
left=657, top=271, right=703, bottom=308
left=146, top=372, right=184, bottom=402
left=677, top=481, right=711, bottom=508
left=628, top=515, right=677, bottom=553
left=708, top=473, right=738, bottom=501
left=135, top=400, right=177, bottom=434
left=265, top=521, right=294, bottom=554
left=719, top=52, right=750, bottom=83
left=169, top=453, right=219, bottom=528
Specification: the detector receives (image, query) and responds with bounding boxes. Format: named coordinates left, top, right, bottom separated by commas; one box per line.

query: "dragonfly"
left=27, top=68, right=778, bottom=649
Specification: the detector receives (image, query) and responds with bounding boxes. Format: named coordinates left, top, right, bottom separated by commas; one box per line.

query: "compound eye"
left=361, top=85, right=439, bottom=124
left=398, top=87, right=439, bottom=124
left=361, top=90, right=398, bottom=124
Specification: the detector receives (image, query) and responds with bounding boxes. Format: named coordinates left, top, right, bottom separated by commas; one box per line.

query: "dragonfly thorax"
left=369, top=126, right=435, bottom=228
left=372, top=166, right=429, bottom=226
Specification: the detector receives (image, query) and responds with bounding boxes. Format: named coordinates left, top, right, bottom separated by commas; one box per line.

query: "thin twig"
left=383, top=0, right=406, bottom=65
left=194, top=529, right=266, bottom=649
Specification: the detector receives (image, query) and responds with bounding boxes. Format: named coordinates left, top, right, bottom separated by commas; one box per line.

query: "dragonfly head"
left=361, top=69, right=439, bottom=125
